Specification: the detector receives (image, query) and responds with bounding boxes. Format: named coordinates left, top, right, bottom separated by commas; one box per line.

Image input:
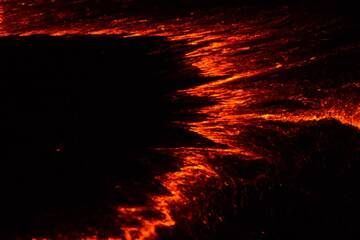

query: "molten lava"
left=2, top=2, right=359, bottom=240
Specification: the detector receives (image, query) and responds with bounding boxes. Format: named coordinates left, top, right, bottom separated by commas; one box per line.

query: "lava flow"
left=2, top=2, right=360, bottom=240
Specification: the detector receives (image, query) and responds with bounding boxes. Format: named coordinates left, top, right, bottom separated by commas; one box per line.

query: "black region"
left=0, top=35, right=204, bottom=239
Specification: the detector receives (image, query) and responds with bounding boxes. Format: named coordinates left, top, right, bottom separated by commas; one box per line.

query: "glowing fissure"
left=117, top=151, right=218, bottom=240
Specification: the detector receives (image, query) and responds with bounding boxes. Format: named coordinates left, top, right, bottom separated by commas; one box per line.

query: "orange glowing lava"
left=2, top=3, right=359, bottom=240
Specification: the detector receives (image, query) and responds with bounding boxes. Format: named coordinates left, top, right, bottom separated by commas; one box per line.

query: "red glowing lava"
left=2, top=3, right=359, bottom=240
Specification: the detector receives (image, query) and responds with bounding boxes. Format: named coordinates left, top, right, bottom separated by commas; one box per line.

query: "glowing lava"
left=2, top=3, right=359, bottom=240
